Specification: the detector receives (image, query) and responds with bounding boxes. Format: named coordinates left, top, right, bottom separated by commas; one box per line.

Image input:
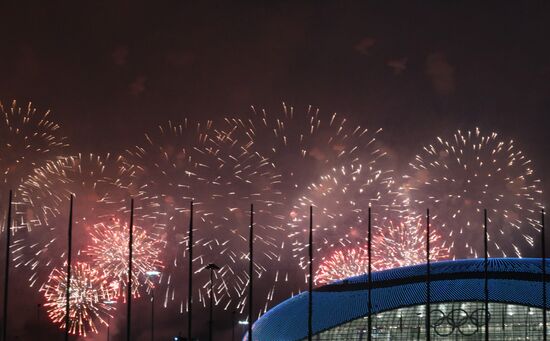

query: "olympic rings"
left=430, top=308, right=490, bottom=336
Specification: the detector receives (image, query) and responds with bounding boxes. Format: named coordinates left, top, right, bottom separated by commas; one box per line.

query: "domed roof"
left=249, top=258, right=549, bottom=341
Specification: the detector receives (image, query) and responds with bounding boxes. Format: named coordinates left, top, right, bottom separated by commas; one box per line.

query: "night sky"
left=1, top=2, right=550, bottom=340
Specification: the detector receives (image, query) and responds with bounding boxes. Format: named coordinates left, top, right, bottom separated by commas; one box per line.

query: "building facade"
left=249, top=258, right=549, bottom=340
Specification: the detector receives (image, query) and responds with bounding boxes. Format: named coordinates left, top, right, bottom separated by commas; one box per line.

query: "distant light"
left=105, top=300, right=117, bottom=305
left=238, top=320, right=249, bottom=325
left=146, top=270, right=161, bottom=277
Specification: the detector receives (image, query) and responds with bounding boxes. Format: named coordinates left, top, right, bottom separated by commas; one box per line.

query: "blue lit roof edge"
left=249, top=258, right=549, bottom=341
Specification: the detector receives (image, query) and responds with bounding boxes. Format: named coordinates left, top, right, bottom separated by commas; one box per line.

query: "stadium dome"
left=248, top=258, right=549, bottom=340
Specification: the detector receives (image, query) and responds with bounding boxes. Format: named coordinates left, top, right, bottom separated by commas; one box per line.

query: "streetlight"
left=205, top=263, right=220, bottom=341
left=238, top=320, right=249, bottom=340
left=146, top=270, right=161, bottom=341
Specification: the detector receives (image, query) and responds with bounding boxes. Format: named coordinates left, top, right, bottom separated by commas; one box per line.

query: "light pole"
left=146, top=270, right=161, bottom=341
left=151, top=290, right=154, bottom=341
left=248, top=204, right=254, bottom=341
left=126, top=198, right=134, bottom=341
left=238, top=320, right=249, bottom=340
left=206, top=263, right=220, bottom=341
left=308, top=206, right=313, bottom=341
left=232, top=311, right=236, bottom=341
left=65, top=195, right=74, bottom=341
left=188, top=201, right=193, bottom=341
left=36, top=303, right=40, bottom=324
left=3, top=190, right=12, bottom=341
left=104, top=299, right=116, bottom=341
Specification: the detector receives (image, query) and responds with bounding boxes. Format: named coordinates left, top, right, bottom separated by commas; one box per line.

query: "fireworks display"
left=315, top=218, right=450, bottom=285
left=229, top=104, right=387, bottom=202
left=0, top=100, right=67, bottom=188
left=222, top=106, right=402, bottom=314
left=224, top=105, right=402, bottom=296
left=41, top=262, right=117, bottom=337
left=121, top=120, right=283, bottom=312
left=315, top=247, right=370, bottom=285
left=372, top=217, right=451, bottom=270
left=404, top=128, right=544, bottom=258
left=0, top=101, right=68, bottom=231
left=288, top=161, right=400, bottom=271
left=14, top=153, right=130, bottom=287
left=3, top=5, right=550, bottom=339
left=0, top=99, right=545, bottom=338
left=85, top=219, right=164, bottom=298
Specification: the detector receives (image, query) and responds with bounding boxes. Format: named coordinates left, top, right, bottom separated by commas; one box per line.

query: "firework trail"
left=122, top=120, right=283, bottom=313
left=85, top=218, right=163, bottom=298
left=15, top=153, right=130, bottom=287
left=404, top=128, right=543, bottom=257
left=41, top=262, right=117, bottom=337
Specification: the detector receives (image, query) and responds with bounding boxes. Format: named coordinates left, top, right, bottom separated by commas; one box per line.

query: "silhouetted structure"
left=483, top=209, right=489, bottom=341
left=206, top=263, right=220, bottom=341
left=126, top=199, right=134, bottom=341
left=65, top=195, right=73, bottom=341
left=308, top=206, right=313, bottom=341
left=2, top=191, right=12, bottom=341
left=542, top=209, right=547, bottom=341
left=426, top=209, right=431, bottom=341
left=367, top=207, right=372, bottom=341
left=249, top=204, right=254, bottom=341
left=188, top=201, right=194, bottom=341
